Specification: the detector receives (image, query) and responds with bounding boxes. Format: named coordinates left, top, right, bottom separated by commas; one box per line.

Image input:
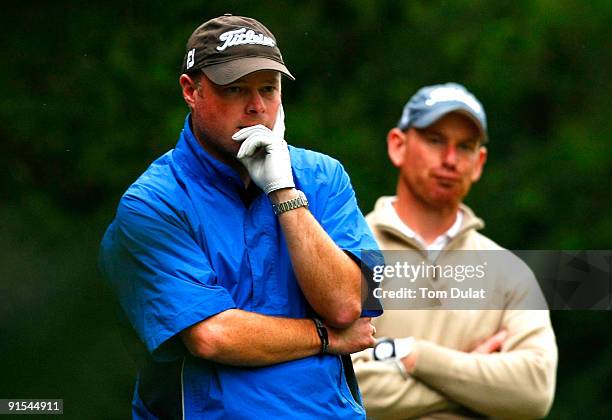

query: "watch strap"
left=272, top=190, right=308, bottom=215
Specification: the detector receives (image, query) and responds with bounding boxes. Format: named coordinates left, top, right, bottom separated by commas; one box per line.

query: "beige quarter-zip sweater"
left=353, top=197, right=558, bottom=419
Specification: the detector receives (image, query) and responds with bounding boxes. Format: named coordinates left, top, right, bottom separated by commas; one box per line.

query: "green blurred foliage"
left=1, top=1, right=610, bottom=418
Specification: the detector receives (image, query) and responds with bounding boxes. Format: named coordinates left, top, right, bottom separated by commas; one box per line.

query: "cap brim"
left=412, top=103, right=488, bottom=142
left=202, top=57, right=295, bottom=85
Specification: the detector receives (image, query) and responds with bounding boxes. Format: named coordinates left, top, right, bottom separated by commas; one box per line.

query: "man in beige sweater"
left=353, top=83, right=558, bottom=419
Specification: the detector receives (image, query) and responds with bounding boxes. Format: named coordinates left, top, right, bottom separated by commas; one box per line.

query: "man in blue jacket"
left=99, top=14, right=379, bottom=419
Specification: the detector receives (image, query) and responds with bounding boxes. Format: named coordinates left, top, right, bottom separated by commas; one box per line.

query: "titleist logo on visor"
left=216, top=27, right=276, bottom=51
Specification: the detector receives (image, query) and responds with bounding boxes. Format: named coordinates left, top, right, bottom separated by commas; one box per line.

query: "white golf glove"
left=272, top=103, right=285, bottom=138
left=232, top=107, right=294, bottom=195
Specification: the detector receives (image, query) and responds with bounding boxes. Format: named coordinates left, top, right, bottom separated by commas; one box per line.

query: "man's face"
left=182, top=70, right=281, bottom=161
left=388, top=112, right=487, bottom=209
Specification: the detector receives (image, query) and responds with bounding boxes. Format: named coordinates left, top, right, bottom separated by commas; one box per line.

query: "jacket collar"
left=172, top=114, right=245, bottom=191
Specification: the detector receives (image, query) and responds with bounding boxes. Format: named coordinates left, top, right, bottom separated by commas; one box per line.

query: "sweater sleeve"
left=352, top=350, right=458, bottom=419
left=412, top=309, right=558, bottom=419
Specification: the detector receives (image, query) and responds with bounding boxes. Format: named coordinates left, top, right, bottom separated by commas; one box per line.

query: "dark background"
left=1, top=1, right=610, bottom=418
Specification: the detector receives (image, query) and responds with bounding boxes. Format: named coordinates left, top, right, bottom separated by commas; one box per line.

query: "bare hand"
left=327, top=318, right=377, bottom=355
left=471, top=329, right=508, bottom=354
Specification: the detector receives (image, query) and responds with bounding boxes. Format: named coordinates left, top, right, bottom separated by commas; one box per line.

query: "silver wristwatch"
left=272, top=190, right=309, bottom=215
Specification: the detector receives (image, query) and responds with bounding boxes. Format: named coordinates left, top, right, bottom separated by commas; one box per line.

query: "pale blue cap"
left=397, top=83, right=488, bottom=142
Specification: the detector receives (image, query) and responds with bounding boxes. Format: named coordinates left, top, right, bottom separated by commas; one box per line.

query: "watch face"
left=374, top=341, right=394, bottom=360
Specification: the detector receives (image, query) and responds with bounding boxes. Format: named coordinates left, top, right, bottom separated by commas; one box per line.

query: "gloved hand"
left=272, top=103, right=285, bottom=138
left=232, top=108, right=294, bottom=195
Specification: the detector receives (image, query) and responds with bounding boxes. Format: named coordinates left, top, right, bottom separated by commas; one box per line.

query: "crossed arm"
left=181, top=309, right=374, bottom=366
left=270, top=188, right=363, bottom=327
left=353, top=310, right=558, bottom=419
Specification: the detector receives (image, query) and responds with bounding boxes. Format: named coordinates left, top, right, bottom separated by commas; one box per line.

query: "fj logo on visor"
left=186, top=49, right=195, bottom=69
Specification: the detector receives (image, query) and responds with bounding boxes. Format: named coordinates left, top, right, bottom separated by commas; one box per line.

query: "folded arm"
left=181, top=310, right=375, bottom=366
left=270, top=188, right=363, bottom=327
left=234, top=125, right=370, bottom=328
left=353, top=350, right=457, bottom=419
left=408, top=310, right=557, bottom=418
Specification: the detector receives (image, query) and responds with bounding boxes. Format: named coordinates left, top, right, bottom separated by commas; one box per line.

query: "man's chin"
left=428, top=192, right=463, bottom=209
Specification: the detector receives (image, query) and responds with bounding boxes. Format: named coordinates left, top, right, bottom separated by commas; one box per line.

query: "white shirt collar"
left=385, top=199, right=463, bottom=251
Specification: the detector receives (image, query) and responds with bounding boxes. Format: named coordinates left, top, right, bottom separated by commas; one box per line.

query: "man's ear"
left=179, top=74, right=198, bottom=109
left=387, top=128, right=407, bottom=168
left=471, top=146, right=488, bottom=182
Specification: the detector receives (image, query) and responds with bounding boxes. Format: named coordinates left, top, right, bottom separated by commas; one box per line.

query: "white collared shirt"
left=385, top=199, right=463, bottom=252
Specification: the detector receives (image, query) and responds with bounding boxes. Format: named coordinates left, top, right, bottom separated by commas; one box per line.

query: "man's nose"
left=442, top=145, right=458, bottom=167
left=245, top=91, right=265, bottom=114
